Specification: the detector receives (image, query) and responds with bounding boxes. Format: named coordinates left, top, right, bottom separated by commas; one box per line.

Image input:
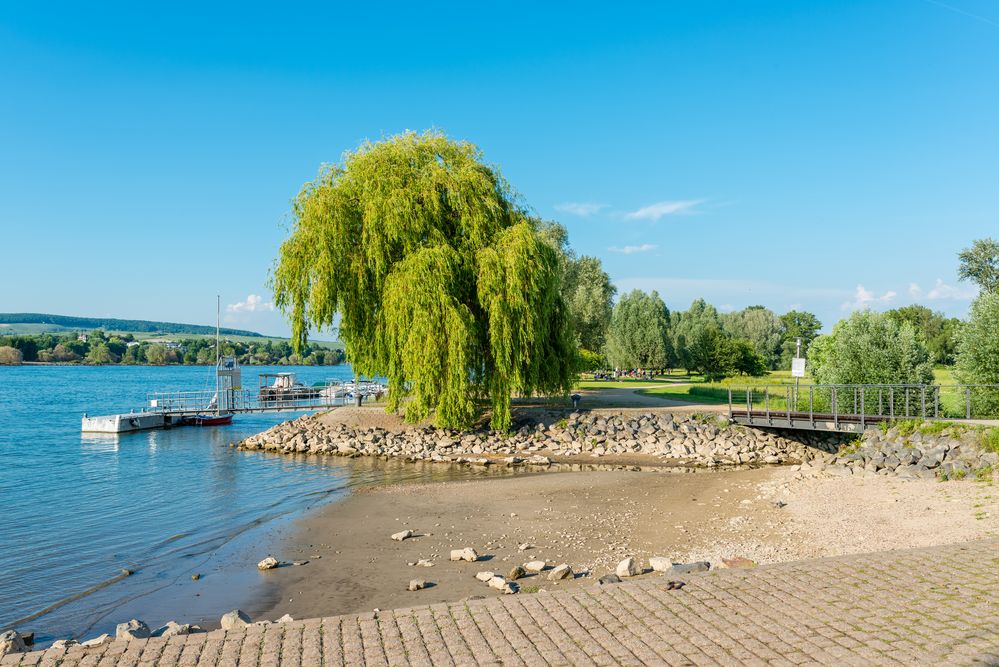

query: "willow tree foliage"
left=272, top=131, right=575, bottom=430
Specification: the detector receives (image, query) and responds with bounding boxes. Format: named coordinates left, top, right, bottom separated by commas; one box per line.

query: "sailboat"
left=189, top=296, right=235, bottom=426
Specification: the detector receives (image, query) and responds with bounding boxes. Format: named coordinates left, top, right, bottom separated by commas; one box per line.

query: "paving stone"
left=10, top=539, right=999, bottom=665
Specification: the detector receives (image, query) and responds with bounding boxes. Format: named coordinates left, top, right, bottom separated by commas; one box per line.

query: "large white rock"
left=616, top=557, right=641, bottom=578
left=475, top=571, right=496, bottom=582
left=115, top=619, right=151, bottom=641
left=649, top=556, right=673, bottom=573
left=81, top=634, right=111, bottom=648
left=488, top=576, right=508, bottom=590
left=449, top=547, right=479, bottom=562
left=276, top=614, right=295, bottom=624
left=0, top=631, right=26, bottom=657
left=257, top=556, right=279, bottom=571
left=408, top=579, right=426, bottom=591
left=220, top=609, right=252, bottom=630
left=391, top=530, right=414, bottom=541
left=524, top=560, right=548, bottom=573
left=548, top=564, right=573, bottom=581
left=153, top=622, right=193, bottom=638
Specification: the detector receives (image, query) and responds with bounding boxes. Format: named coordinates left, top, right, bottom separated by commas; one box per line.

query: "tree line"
left=0, top=330, right=345, bottom=366
left=0, top=313, right=261, bottom=337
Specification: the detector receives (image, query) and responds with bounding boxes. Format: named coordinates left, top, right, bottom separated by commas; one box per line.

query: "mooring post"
left=860, top=386, right=865, bottom=431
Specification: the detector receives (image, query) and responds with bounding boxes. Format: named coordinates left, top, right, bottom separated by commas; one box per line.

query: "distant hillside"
left=0, top=313, right=263, bottom=338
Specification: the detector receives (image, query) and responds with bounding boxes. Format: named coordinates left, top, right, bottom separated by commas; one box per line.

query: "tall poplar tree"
left=272, top=131, right=575, bottom=430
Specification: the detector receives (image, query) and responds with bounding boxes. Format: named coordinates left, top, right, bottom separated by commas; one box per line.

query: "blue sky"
left=1, top=1, right=996, bottom=337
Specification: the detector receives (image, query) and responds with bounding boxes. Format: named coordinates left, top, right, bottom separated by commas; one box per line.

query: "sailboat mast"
left=215, top=295, right=220, bottom=415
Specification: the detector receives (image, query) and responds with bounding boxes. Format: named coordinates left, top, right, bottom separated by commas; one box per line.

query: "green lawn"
left=574, top=372, right=701, bottom=390
left=637, top=384, right=733, bottom=404
left=582, top=370, right=813, bottom=406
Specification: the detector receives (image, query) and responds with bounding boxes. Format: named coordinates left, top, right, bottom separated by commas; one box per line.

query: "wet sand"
left=249, top=466, right=775, bottom=621
left=247, top=462, right=998, bottom=625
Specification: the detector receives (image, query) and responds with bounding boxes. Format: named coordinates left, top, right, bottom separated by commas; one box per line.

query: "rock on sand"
left=450, top=547, right=479, bottom=562
left=257, top=556, right=280, bottom=571
left=115, top=620, right=151, bottom=641
left=524, top=560, right=547, bottom=573
left=616, top=557, right=641, bottom=578
left=548, top=564, right=573, bottom=581
left=220, top=609, right=252, bottom=630
left=649, top=556, right=673, bottom=572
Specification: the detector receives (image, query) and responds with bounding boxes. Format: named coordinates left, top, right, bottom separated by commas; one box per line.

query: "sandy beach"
left=245, top=461, right=999, bottom=625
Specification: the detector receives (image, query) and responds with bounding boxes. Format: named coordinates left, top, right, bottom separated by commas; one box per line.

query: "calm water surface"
left=0, top=364, right=492, bottom=643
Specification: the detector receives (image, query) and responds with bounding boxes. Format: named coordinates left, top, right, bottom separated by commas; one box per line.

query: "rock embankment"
left=801, top=422, right=999, bottom=480
left=239, top=411, right=844, bottom=467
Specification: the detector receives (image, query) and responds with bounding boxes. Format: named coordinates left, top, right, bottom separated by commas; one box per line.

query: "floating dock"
left=80, top=362, right=385, bottom=433
left=81, top=412, right=168, bottom=433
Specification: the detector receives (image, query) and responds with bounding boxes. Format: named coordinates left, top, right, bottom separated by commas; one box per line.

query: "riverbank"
left=246, top=462, right=999, bottom=624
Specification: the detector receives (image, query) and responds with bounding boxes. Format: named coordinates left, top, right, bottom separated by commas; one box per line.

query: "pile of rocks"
left=803, top=423, right=998, bottom=480
left=239, top=411, right=844, bottom=468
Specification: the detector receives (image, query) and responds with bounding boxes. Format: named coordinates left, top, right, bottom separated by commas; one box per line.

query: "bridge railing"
left=145, top=384, right=358, bottom=415
left=728, top=384, right=999, bottom=428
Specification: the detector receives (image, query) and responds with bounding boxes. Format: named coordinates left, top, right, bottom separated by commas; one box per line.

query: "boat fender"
left=129, top=418, right=139, bottom=427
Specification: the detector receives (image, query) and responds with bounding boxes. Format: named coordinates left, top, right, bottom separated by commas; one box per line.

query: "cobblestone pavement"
left=6, top=539, right=999, bottom=666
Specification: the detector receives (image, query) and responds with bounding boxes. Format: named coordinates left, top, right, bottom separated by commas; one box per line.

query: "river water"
left=0, top=364, right=491, bottom=644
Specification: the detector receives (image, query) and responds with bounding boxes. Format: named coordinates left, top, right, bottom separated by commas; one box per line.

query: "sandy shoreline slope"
left=245, top=463, right=998, bottom=625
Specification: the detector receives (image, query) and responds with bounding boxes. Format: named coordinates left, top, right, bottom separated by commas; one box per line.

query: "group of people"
left=591, top=368, right=662, bottom=380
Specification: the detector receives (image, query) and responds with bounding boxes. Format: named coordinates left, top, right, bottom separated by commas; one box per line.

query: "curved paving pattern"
left=6, top=539, right=999, bottom=666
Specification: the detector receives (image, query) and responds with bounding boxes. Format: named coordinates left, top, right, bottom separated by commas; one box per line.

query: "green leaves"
left=958, top=237, right=999, bottom=294
left=606, top=290, right=671, bottom=369
left=809, top=311, right=934, bottom=385
left=272, top=131, right=573, bottom=429
left=955, top=292, right=999, bottom=414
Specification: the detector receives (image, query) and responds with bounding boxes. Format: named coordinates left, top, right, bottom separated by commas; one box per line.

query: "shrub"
left=810, top=311, right=933, bottom=385
left=955, top=291, right=999, bottom=417
left=0, top=346, right=23, bottom=365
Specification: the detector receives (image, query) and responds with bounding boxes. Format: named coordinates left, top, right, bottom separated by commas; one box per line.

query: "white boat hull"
left=82, top=413, right=165, bottom=433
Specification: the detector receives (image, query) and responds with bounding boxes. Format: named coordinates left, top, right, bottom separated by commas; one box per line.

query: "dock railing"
left=727, top=383, right=999, bottom=431
left=146, top=380, right=364, bottom=416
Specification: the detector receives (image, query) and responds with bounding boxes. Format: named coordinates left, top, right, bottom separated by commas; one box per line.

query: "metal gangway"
left=727, top=384, right=999, bottom=433
left=146, top=379, right=386, bottom=417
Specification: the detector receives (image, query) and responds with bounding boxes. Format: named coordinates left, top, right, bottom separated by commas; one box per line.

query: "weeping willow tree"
left=272, top=131, right=575, bottom=430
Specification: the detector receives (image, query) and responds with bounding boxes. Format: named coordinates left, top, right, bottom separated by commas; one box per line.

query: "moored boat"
left=188, top=413, right=234, bottom=426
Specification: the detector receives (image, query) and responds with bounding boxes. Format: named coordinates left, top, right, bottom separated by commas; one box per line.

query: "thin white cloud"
left=841, top=284, right=896, bottom=311
left=624, top=199, right=704, bottom=221
left=926, top=279, right=977, bottom=301
left=554, top=202, right=607, bottom=217
left=615, top=277, right=847, bottom=302
left=226, top=294, right=275, bottom=314
left=608, top=243, right=658, bottom=255
left=908, top=283, right=922, bottom=298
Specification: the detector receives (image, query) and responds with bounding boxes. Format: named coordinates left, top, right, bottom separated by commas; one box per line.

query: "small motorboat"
left=189, top=413, right=233, bottom=426
left=259, top=373, right=322, bottom=402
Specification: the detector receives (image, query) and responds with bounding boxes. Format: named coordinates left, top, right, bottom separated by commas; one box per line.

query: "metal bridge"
left=727, top=384, right=999, bottom=433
